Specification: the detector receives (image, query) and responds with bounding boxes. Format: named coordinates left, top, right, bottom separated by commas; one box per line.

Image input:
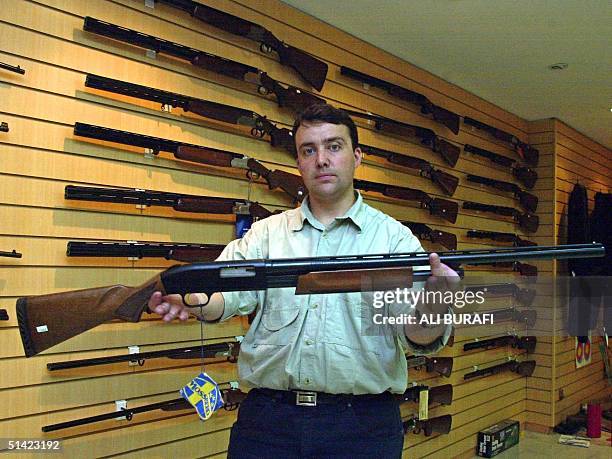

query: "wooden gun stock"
left=17, top=277, right=163, bottom=357
left=404, top=414, right=452, bottom=436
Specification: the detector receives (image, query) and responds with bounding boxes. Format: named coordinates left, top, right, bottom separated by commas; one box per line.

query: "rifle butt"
left=429, top=384, right=453, bottom=405
left=277, top=46, right=328, bottom=91
left=17, top=278, right=162, bottom=357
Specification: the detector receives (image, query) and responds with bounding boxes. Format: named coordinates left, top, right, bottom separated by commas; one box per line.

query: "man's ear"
left=353, top=147, right=363, bottom=168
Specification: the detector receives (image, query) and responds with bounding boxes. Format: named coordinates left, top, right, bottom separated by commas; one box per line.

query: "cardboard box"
left=477, top=419, right=520, bottom=457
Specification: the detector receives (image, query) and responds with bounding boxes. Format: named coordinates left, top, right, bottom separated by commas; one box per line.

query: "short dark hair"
left=292, top=104, right=359, bottom=151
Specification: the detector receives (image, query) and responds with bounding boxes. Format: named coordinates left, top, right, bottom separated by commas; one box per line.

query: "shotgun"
left=474, top=260, right=539, bottom=277
left=41, top=386, right=247, bottom=432
left=0, top=60, right=25, bottom=74
left=360, top=144, right=459, bottom=195
left=0, top=249, right=22, bottom=258
left=66, top=241, right=225, bottom=262
left=463, top=117, right=539, bottom=166
left=83, top=74, right=297, bottom=154
left=47, top=340, right=241, bottom=371
left=354, top=179, right=458, bottom=223
left=82, top=18, right=324, bottom=113
left=486, top=307, right=537, bottom=328
left=157, top=0, right=328, bottom=90
left=465, top=283, right=536, bottom=307
left=463, top=359, right=536, bottom=380
left=406, top=355, right=454, bottom=378
left=340, top=66, right=460, bottom=134
left=64, top=185, right=277, bottom=220
left=462, top=201, right=539, bottom=233
left=16, top=244, right=604, bottom=357
left=344, top=109, right=460, bottom=167
left=467, top=230, right=537, bottom=247
left=399, top=384, right=453, bottom=406
left=464, top=144, right=537, bottom=189
left=463, top=335, right=536, bottom=353
left=73, top=122, right=305, bottom=202
left=466, top=174, right=538, bottom=212
left=401, top=222, right=457, bottom=250
left=403, top=414, right=452, bottom=436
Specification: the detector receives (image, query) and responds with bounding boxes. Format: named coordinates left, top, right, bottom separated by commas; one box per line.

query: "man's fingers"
left=429, top=253, right=444, bottom=277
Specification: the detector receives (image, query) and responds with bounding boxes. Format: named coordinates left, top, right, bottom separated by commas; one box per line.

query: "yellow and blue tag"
left=180, top=372, right=224, bottom=421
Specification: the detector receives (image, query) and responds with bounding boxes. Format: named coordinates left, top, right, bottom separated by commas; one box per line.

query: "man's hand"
left=148, top=292, right=191, bottom=322
left=425, top=253, right=461, bottom=314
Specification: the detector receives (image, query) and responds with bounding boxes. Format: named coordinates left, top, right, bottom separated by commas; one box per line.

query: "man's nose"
left=315, top=149, right=330, bottom=166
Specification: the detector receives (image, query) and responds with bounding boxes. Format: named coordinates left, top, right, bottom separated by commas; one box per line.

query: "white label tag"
left=418, top=388, right=429, bottom=420
left=36, top=325, right=48, bottom=333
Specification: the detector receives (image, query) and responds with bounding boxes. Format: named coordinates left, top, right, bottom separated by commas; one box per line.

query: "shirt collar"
left=288, top=191, right=365, bottom=232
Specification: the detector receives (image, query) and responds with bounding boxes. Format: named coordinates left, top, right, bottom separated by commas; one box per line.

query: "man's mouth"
left=315, top=173, right=335, bottom=180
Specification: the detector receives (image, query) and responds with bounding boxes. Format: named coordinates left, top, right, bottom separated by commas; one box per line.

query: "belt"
left=252, top=388, right=392, bottom=407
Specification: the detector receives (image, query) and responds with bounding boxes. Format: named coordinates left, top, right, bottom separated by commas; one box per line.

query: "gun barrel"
left=0, top=61, right=25, bottom=74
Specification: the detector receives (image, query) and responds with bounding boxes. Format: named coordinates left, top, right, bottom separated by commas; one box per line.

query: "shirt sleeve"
left=390, top=222, right=453, bottom=355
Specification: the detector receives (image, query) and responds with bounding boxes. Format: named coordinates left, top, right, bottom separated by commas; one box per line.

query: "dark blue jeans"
left=227, top=389, right=404, bottom=459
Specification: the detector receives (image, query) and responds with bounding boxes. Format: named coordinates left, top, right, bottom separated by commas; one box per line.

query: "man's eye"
left=329, top=144, right=341, bottom=152
left=302, top=147, right=315, bottom=156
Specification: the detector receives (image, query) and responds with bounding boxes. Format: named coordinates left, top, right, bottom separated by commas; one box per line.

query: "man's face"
left=295, top=121, right=362, bottom=201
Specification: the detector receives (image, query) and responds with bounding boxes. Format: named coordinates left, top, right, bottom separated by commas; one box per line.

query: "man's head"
left=292, top=104, right=362, bottom=205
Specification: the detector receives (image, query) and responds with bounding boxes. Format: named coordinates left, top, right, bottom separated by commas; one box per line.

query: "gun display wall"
left=0, top=0, right=609, bottom=458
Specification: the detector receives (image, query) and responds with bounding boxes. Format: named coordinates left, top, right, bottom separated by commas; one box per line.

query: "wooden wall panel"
left=0, top=0, right=608, bottom=457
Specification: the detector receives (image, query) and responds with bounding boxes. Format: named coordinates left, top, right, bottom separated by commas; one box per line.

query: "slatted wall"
left=551, top=120, right=611, bottom=427
left=0, top=0, right=605, bottom=457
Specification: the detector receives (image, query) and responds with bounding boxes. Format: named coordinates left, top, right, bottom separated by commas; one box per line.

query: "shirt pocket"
left=261, top=306, right=301, bottom=331
left=252, top=305, right=302, bottom=346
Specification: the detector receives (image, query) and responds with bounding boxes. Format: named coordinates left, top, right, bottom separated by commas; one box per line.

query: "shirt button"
left=312, top=304, right=318, bottom=309
left=304, top=378, right=311, bottom=384
left=305, top=339, right=313, bottom=345
left=322, top=233, right=327, bottom=238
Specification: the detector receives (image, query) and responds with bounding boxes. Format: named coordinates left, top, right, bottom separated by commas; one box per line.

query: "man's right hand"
left=148, top=292, right=191, bottom=322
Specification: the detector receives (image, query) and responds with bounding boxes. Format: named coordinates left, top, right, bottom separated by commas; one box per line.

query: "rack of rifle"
left=41, top=384, right=246, bottom=432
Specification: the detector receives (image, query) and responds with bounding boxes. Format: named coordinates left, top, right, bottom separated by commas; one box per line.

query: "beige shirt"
left=217, top=192, right=450, bottom=394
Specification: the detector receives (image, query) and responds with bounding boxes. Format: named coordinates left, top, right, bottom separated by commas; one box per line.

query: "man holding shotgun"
left=148, top=104, right=458, bottom=458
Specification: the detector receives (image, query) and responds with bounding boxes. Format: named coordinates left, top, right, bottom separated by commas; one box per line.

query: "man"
left=148, top=104, right=457, bottom=458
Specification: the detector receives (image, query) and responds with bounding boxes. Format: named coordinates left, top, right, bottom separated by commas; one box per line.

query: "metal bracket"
left=128, top=345, right=140, bottom=366
left=115, top=400, right=127, bottom=420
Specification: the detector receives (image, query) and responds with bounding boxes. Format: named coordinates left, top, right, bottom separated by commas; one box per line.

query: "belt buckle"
left=295, top=390, right=317, bottom=406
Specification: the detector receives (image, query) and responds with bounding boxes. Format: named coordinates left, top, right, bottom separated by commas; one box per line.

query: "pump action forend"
left=157, top=0, right=328, bottom=90
left=82, top=18, right=324, bottom=114
left=16, top=244, right=604, bottom=357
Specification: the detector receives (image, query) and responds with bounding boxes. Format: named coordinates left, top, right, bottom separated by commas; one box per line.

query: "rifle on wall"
left=83, top=74, right=297, bottom=154
left=67, top=241, right=225, bottom=262
left=462, top=201, right=539, bottom=233
left=157, top=0, right=328, bottom=90
left=463, top=359, right=536, bottom=380
left=354, top=179, right=458, bottom=223
left=467, top=230, right=536, bottom=247
left=465, top=283, right=536, bottom=307
left=82, top=18, right=324, bottom=114
left=0, top=60, right=25, bottom=74
left=406, top=355, right=454, bottom=378
left=16, top=244, right=604, bottom=357
left=47, top=340, right=241, bottom=371
left=403, top=414, right=452, bottom=436
left=360, top=144, right=459, bottom=195
left=73, top=122, right=306, bottom=202
left=340, top=66, right=460, bottom=134
left=463, top=117, right=539, bottom=166
left=64, top=185, right=277, bottom=221
left=469, top=260, right=538, bottom=277
left=0, top=122, right=8, bottom=132
left=486, top=307, right=537, bottom=328
left=464, top=144, right=537, bottom=189
left=0, top=310, right=8, bottom=321
left=401, top=222, right=457, bottom=250
left=41, top=385, right=247, bottom=432
left=400, top=384, right=453, bottom=406
left=344, top=109, right=460, bottom=167
left=466, top=174, right=538, bottom=212
left=0, top=249, right=22, bottom=258
left=463, top=335, right=536, bottom=353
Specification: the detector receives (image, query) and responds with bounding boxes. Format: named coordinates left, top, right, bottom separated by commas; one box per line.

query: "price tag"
left=418, top=388, right=429, bottom=420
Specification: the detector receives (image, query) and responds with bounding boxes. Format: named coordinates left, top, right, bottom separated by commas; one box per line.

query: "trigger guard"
left=182, top=293, right=210, bottom=307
